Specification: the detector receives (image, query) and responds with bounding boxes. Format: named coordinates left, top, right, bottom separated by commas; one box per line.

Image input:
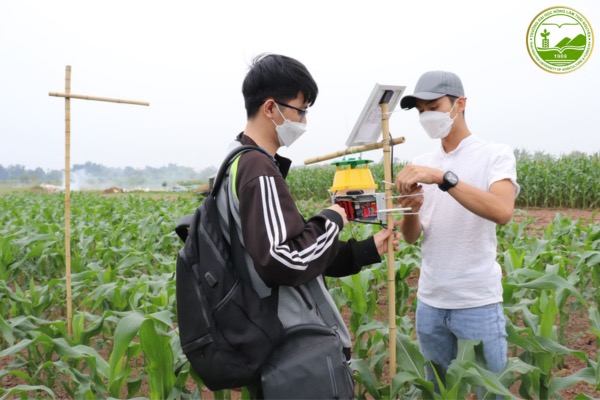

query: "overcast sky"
left=1, top=1, right=598, bottom=172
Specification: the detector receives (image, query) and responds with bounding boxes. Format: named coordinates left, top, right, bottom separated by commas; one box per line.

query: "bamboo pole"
left=49, top=92, right=149, bottom=106
left=50, top=66, right=148, bottom=337
left=304, top=136, right=405, bottom=165
left=305, top=103, right=402, bottom=386
left=64, top=66, right=73, bottom=336
left=381, top=102, right=397, bottom=383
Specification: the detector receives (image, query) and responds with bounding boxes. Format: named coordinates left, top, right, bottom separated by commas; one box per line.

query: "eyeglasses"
left=275, top=101, right=309, bottom=120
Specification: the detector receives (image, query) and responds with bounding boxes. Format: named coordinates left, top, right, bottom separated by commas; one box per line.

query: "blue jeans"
left=416, top=300, right=507, bottom=398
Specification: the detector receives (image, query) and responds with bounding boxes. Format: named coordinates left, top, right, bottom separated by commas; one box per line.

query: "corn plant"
left=1, top=189, right=599, bottom=399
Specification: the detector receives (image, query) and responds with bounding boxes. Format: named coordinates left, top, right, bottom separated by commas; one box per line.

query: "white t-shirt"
left=413, top=135, right=519, bottom=309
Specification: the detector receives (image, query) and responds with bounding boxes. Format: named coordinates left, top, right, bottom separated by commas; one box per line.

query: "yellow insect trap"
left=329, top=158, right=385, bottom=223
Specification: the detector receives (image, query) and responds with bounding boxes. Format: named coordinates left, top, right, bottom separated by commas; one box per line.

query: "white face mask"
left=419, top=99, right=459, bottom=139
left=272, top=104, right=307, bottom=147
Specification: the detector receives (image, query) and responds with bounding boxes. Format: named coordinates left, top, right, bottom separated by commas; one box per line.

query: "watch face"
left=446, top=172, right=458, bottom=185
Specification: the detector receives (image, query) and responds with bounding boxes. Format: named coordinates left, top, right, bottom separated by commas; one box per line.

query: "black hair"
left=242, top=53, right=318, bottom=119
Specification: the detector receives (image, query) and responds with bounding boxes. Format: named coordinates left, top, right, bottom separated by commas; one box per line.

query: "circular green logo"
left=527, top=6, right=594, bottom=73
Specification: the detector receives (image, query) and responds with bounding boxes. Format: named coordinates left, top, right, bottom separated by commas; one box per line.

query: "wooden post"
left=64, top=66, right=72, bottom=336
left=303, top=137, right=405, bottom=165
left=50, top=66, right=149, bottom=335
left=302, top=92, right=404, bottom=392
left=49, top=92, right=150, bottom=106
left=380, top=102, right=397, bottom=382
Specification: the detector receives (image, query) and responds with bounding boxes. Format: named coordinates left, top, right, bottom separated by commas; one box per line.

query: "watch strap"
left=438, top=172, right=457, bottom=192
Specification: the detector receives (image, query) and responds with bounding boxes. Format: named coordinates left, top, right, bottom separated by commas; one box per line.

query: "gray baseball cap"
left=400, top=71, right=464, bottom=110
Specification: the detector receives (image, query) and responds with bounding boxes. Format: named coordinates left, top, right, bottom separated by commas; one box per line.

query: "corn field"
left=1, top=152, right=599, bottom=399
left=287, top=151, right=600, bottom=209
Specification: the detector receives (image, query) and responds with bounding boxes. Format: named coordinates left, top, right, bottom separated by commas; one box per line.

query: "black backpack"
left=175, top=145, right=283, bottom=391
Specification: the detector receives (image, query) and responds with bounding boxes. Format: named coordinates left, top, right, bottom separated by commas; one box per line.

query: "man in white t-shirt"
left=394, top=71, right=519, bottom=396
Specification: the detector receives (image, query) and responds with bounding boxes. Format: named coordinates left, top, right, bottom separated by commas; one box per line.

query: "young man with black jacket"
left=218, top=53, right=398, bottom=398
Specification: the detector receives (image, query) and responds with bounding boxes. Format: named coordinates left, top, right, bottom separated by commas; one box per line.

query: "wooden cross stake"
left=49, top=65, right=149, bottom=335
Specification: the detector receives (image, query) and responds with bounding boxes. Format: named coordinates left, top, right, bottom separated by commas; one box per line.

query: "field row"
left=0, top=192, right=598, bottom=399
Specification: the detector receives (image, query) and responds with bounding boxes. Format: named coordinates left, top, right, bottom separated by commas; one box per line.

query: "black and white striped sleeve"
left=238, top=163, right=342, bottom=287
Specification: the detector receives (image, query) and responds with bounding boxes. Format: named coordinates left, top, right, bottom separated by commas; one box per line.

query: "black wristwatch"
left=438, top=171, right=459, bottom=192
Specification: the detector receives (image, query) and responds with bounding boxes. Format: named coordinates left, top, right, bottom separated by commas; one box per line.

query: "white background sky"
left=1, top=1, right=598, bottom=172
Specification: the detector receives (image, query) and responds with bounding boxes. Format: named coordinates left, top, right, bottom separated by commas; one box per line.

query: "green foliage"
left=514, top=150, right=600, bottom=209
left=288, top=152, right=600, bottom=209
left=0, top=190, right=599, bottom=399
left=287, top=164, right=336, bottom=200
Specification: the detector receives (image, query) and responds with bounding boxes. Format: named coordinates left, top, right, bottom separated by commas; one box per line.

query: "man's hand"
left=373, top=226, right=401, bottom=256
left=327, top=204, right=348, bottom=227
left=395, top=164, right=443, bottom=194
left=398, top=184, right=424, bottom=213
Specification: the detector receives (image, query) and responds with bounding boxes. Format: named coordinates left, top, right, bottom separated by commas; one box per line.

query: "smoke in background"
left=0, top=162, right=216, bottom=191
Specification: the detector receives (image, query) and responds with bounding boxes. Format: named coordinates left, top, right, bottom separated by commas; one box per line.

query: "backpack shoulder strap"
left=222, top=145, right=277, bottom=297
left=211, top=145, right=261, bottom=195
left=307, top=279, right=341, bottom=331
left=229, top=154, right=243, bottom=201
left=174, top=144, right=270, bottom=243
left=175, top=214, right=195, bottom=242
left=222, top=144, right=272, bottom=200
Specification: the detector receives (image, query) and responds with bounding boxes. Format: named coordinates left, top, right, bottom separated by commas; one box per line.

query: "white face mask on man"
left=271, top=104, right=307, bottom=147
left=419, top=98, right=460, bottom=139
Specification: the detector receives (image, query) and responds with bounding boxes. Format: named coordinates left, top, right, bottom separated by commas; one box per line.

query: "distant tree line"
left=0, top=162, right=216, bottom=190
